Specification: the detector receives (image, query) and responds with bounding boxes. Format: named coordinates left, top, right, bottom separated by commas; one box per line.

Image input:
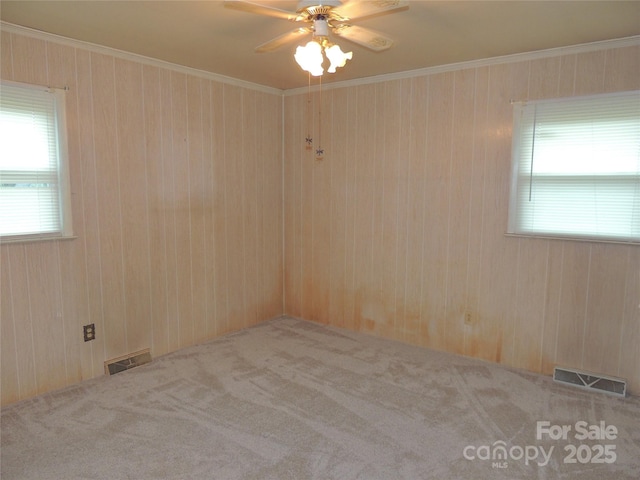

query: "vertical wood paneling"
left=392, top=79, right=412, bottom=342
left=474, top=62, right=526, bottom=365
left=47, top=41, right=84, bottom=386
left=528, top=56, right=561, bottom=100
left=251, top=92, right=265, bottom=326
left=4, top=246, right=38, bottom=399
left=266, top=92, right=284, bottom=317
left=222, top=84, right=245, bottom=332
left=10, top=34, right=47, bottom=85
left=299, top=92, right=315, bottom=322
left=352, top=84, right=378, bottom=332
left=604, top=45, right=640, bottom=92
left=369, top=83, right=387, bottom=336
left=463, top=66, right=488, bottom=358
left=91, top=53, right=127, bottom=360
left=1, top=248, right=19, bottom=405
left=1, top=31, right=284, bottom=406
left=242, top=89, right=258, bottom=328
left=158, top=67, right=180, bottom=353
left=75, top=48, right=106, bottom=379
left=574, top=50, right=607, bottom=95
left=170, top=71, right=194, bottom=349
left=422, top=72, right=453, bottom=349
left=0, top=31, right=13, bottom=79
left=619, top=248, right=640, bottom=387
left=195, top=80, right=216, bottom=339
left=311, top=92, right=332, bottom=325
left=444, top=69, right=475, bottom=355
left=554, top=244, right=591, bottom=368
left=379, top=82, right=401, bottom=338
left=211, top=81, right=229, bottom=335
left=142, top=65, right=167, bottom=357
left=258, top=93, right=276, bottom=318
left=187, top=76, right=207, bottom=338
left=283, top=92, right=299, bottom=318
left=343, top=88, right=358, bottom=331
left=582, top=245, right=628, bottom=374
left=284, top=44, right=640, bottom=395
left=511, top=238, right=548, bottom=371
left=328, top=89, right=348, bottom=328
left=27, top=243, right=67, bottom=394
left=199, top=78, right=214, bottom=339
left=557, top=54, right=577, bottom=97
left=541, top=242, right=564, bottom=375
left=115, top=58, right=150, bottom=355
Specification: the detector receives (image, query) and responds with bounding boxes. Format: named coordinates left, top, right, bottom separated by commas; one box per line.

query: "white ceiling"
left=2, top=1, right=639, bottom=91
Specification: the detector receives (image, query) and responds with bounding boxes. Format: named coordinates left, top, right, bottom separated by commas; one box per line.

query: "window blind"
left=508, top=90, right=640, bottom=243
left=0, top=82, right=70, bottom=239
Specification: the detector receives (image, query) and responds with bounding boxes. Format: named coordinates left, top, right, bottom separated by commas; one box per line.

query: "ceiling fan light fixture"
left=293, top=18, right=352, bottom=76
left=294, top=39, right=352, bottom=76
left=294, top=40, right=325, bottom=76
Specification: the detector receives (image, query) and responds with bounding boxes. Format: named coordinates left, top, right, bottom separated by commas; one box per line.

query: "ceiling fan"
left=225, top=1, right=409, bottom=156
left=224, top=0, right=409, bottom=54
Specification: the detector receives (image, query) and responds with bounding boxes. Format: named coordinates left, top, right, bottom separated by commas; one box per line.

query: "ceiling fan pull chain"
left=315, top=75, right=324, bottom=161
left=306, top=72, right=313, bottom=151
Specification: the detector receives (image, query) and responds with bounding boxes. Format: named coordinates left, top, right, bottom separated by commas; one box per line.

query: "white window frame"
left=0, top=80, right=73, bottom=243
left=508, top=90, right=640, bottom=244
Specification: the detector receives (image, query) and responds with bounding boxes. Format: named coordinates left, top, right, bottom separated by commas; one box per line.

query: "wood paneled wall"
left=284, top=45, right=640, bottom=394
left=0, top=31, right=283, bottom=406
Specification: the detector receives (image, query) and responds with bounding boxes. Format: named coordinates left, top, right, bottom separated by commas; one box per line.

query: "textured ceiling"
left=2, top=1, right=639, bottom=91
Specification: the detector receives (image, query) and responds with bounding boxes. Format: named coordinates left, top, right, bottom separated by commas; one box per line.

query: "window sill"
left=504, top=233, right=639, bottom=246
left=0, top=235, right=77, bottom=246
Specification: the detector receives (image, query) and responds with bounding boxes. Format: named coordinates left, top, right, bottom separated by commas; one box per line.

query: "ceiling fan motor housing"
left=313, top=18, right=330, bottom=37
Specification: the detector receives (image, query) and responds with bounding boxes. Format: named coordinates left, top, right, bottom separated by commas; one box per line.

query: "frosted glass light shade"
left=325, top=44, right=352, bottom=73
left=294, top=38, right=353, bottom=76
left=294, top=41, right=324, bottom=76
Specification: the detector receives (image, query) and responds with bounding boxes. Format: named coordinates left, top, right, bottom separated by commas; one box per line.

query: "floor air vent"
left=105, top=349, right=151, bottom=376
left=553, top=367, right=626, bottom=397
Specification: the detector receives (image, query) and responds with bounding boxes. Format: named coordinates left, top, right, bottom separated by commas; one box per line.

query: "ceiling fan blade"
left=224, top=0, right=297, bottom=21
left=333, top=0, right=408, bottom=21
left=256, top=27, right=313, bottom=53
left=332, top=24, right=395, bottom=51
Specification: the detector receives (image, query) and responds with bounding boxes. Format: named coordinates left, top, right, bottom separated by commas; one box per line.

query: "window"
left=0, top=81, right=73, bottom=241
left=508, top=90, right=640, bottom=243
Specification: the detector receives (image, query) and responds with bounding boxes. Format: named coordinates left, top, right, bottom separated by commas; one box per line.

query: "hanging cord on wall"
left=305, top=72, right=313, bottom=151
left=529, top=105, right=537, bottom=202
left=315, top=75, right=324, bottom=161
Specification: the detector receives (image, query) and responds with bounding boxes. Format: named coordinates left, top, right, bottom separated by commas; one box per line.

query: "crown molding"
left=0, top=21, right=284, bottom=96
left=284, top=35, right=640, bottom=96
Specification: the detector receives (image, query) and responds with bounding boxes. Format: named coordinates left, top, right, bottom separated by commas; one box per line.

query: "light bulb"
left=294, top=41, right=324, bottom=76
left=324, top=44, right=353, bottom=73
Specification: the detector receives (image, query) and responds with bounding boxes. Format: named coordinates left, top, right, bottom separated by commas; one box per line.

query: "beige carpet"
left=2, top=316, right=639, bottom=479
